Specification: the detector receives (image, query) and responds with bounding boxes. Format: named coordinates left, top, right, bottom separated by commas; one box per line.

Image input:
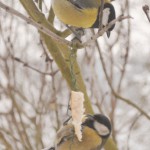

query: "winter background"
left=0, top=0, right=150, bottom=150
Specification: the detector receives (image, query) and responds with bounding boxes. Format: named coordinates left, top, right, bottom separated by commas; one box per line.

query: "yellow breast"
left=51, top=0, right=98, bottom=28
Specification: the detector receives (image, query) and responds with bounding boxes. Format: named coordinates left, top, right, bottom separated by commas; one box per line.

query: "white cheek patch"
left=102, top=8, right=110, bottom=26
left=94, top=121, right=109, bottom=136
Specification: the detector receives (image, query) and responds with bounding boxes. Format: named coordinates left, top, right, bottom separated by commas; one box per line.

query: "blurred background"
left=0, top=0, right=150, bottom=150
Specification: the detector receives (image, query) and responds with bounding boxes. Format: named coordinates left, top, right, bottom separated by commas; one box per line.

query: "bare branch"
left=11, top=56, right=59, bottom=76
left=83, top=15, right=133, bottom=47
left=0, top=2, right=132, bottom=49
left=95, top=39, right=150, bottom=121
left=0, top=1, right=72, bottom=46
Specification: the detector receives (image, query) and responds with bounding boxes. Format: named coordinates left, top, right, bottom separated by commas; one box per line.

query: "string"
left=69, top=47, right=78, bottom=91
left=66, top=46, right=79, bottom=115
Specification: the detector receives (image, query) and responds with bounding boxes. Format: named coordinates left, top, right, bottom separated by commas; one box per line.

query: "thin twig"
left=12, top=56, right=59, bottom=76
left=0, top=1, right=72, bottom=46
left=127, top=114, right=142, bottom=150
left=117, top=0, right=131, bottom=92
left=96, top=40, right=150, bottom=121
left=83, top=15, right=132, bottom=47
left=114, top=94, right=150, bottom=120
left=98, top=0, right=105, bottom=31
left=0, top=2, right=132, bottom=48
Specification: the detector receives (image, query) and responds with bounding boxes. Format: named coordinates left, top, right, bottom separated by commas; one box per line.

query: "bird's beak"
left=81, top=114, right=94, bottom=123
left=85, top=114, right=94, bottom=119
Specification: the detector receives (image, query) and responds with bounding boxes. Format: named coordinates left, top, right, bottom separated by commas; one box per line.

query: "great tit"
left=47, top=114, right=111, bottom=150
left=51, top=0, right=116, bottom=37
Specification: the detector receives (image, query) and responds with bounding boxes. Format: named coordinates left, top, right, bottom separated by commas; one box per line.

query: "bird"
left=51, top=0, right=116, bottom=37
left=47, top=114, right=111, bottom=150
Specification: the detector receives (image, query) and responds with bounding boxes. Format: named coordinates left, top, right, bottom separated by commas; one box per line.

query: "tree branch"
left=96, top=40, right=150, bottom=121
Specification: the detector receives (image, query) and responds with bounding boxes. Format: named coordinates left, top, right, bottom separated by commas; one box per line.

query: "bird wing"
left=68, top=0, right=99, bottom=9
left=56, top=124, right=75, bottom=146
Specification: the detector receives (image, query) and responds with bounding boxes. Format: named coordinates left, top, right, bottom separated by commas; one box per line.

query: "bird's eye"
left=94, top=121, right=110, bottom=136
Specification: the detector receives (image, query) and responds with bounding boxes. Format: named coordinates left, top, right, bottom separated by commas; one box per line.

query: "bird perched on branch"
left=47, top=114, right=111, bottom=150
left=51, top=0, right=116, bottom=37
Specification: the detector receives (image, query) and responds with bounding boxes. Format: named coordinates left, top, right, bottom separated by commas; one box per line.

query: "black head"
left=82, top=114, right=111, bottom=139
left=92, top=3, right=116, bottom=37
